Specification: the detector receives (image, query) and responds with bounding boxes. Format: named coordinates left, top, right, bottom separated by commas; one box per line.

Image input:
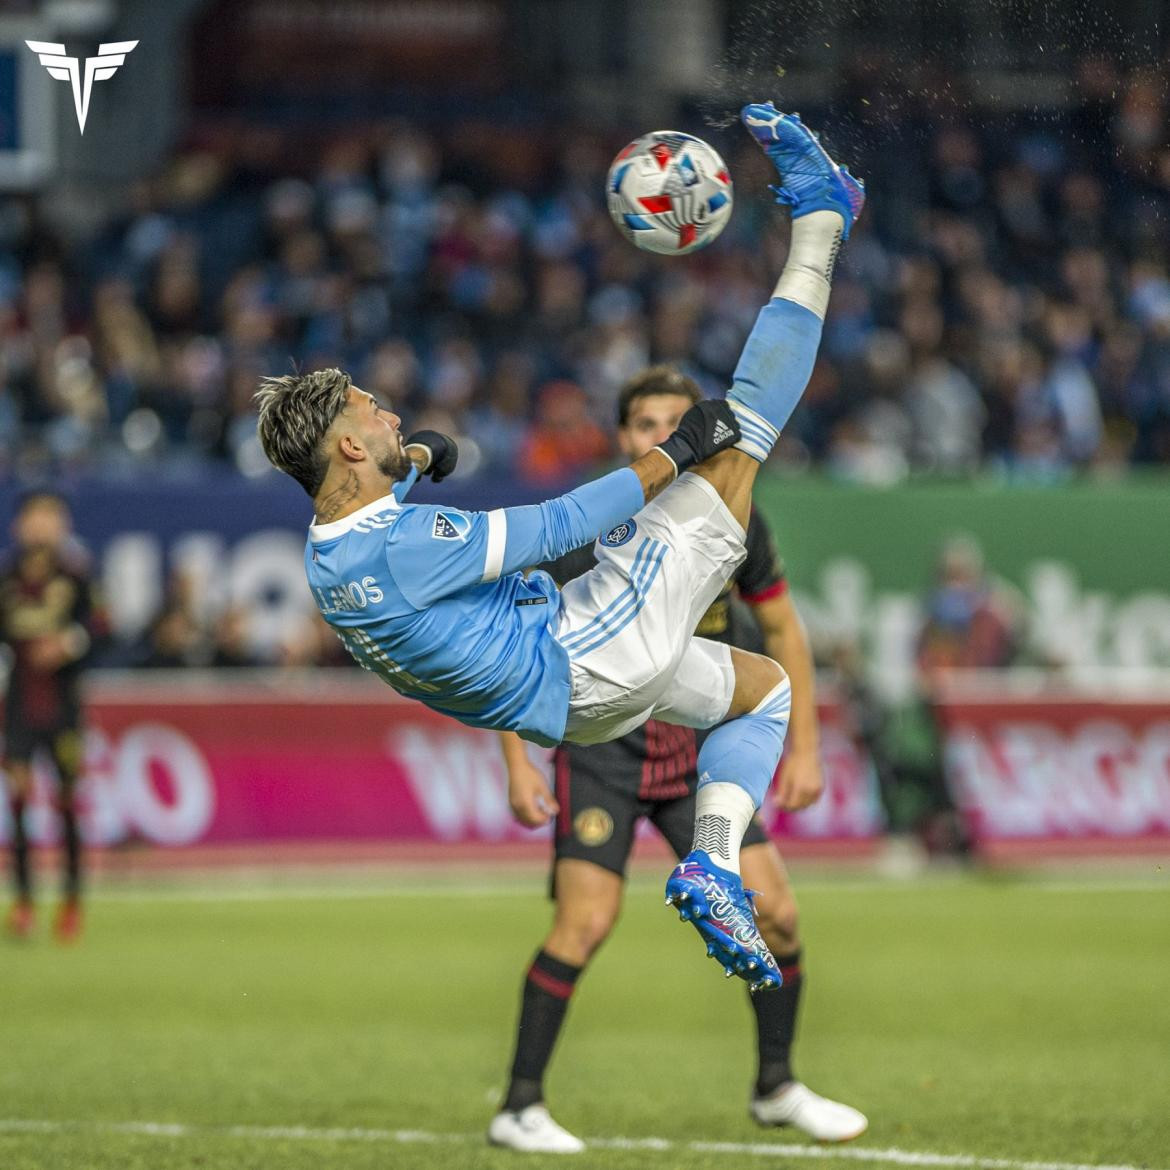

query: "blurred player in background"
left=917, top=535, right=1020, bottom=678
left=1, top=492, right=100, bottom=942
left=914, top=534, right=1022, bottom=854
left=489, top=369, right=867, bottom=1152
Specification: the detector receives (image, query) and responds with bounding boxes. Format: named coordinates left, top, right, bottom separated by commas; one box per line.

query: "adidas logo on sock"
left=713, top=419, right=736, bottom=446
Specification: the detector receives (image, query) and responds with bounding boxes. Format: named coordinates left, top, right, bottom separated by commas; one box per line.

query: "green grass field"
left=1, top=869, right=1168, bottom=1170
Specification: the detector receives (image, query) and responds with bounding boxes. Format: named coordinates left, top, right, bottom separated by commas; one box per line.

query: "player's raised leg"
left=659, top=108, right=864, bottom=990
left=724, top=103, right=865, bottom=461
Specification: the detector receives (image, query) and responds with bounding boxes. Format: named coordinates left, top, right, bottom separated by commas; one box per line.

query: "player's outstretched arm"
left=385, top=403, right=740, bottom=608
left=492, top=399, right=739, bottom=573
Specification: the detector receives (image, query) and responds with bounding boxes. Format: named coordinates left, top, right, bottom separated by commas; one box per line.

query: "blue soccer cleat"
left=740, top=103, right=865, bottom=238
left=665, top=850, right=782, bottom=994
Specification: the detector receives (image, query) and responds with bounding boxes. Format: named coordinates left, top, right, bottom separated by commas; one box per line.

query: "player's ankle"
left=692, top=782, right=755, bottom=874
left=773, top=210, right=844, bottom=320
left=502, top=1077, right=544, bottom=1113
left=756, top=1072, right=795, bottom=1099
left=773, top=270, right=831, bottom=319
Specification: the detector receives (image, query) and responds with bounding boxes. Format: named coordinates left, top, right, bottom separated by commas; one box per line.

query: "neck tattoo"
left=315, top=471, right=361, bottom=523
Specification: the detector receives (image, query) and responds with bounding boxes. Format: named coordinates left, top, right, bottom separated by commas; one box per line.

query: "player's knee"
left=575, top=905, right=619, bottom=957
left=748, top=650, right=786, bottom=687
left=729, top=650, right=788, bottom=718
left=550, top=904, right=618, bottom=964
left=758, top=654, right=787, bottom=693
left=5, top=764, right=32, bottom=801
left=755, top=891, right=800, bottom=953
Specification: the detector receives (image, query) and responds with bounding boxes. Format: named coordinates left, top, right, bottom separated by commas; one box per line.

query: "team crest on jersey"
left=432, top=511, right=470, bottom=541
left=601, top=520, right=636, bottom=547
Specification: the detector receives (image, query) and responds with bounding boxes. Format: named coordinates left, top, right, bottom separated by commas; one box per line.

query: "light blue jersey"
left=305, top=468, right=644, bottom=746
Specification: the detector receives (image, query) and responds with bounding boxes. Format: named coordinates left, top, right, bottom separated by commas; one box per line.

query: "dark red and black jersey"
left=0, top=549, right=100, bottom=731
left=544, top=505, right=787, bottom=796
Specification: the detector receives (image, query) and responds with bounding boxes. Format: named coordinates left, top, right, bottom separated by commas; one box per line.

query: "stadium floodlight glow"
left=23, top=39, right=138, bottom=134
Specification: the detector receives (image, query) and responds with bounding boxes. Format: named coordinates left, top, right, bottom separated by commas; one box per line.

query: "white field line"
left=1031, top=880, right=1168, bottom=894
left=0, top=1117, right=1157, bottom=1170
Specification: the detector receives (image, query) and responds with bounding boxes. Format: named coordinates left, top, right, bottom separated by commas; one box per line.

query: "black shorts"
left=3, top=720, right=83, bottom=778
left=551, top=728, right=771, bottom=883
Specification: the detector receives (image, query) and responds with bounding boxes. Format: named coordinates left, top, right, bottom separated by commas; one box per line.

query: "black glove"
left=405, top=430, right=459, bottom=483
left=654, top=400, right=740, bottom=473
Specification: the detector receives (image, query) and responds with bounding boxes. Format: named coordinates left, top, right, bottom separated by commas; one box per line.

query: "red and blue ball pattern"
left=607, top=131, right=734, bottom=256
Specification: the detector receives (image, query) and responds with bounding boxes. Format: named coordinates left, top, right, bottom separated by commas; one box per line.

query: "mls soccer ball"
left=606, top=131, right=733, bottom=255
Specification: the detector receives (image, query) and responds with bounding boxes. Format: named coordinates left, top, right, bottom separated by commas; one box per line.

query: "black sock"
left=9, top=797, right=31, bottom=901
left=503, top=949, right=583, bottom=1112
left=751, top=948, right=803, bottom=1097
left=59, top=799, right=82, bottom=901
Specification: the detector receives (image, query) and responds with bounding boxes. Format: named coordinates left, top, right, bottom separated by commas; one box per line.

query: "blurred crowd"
left=2, top=54, right=1170, bottom=485
left=120, top=571, right=350, bottom=671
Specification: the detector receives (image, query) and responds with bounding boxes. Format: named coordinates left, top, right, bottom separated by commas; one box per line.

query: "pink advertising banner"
left=0, top=673, right=883, bottom=851
left=934, top=681, right=1170, bottom=853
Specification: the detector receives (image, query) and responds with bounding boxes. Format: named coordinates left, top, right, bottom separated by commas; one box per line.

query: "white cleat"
left=750, top=1081, right=868, bottom=1143
left=487, top=1104, right=585, bottom=1154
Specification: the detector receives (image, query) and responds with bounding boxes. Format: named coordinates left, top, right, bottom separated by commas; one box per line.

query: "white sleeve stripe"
left=482, top=509, right=507, bottom=583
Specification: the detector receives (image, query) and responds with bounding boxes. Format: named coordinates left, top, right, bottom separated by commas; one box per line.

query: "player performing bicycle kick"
left=255, top=104, right=864, bottom=995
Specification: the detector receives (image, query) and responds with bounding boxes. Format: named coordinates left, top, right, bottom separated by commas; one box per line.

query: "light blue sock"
left=727, top=298, right=825, bottom=456
left=697, top=677, right=792, bottom=807
left=690, top=678, right=792, bottom=874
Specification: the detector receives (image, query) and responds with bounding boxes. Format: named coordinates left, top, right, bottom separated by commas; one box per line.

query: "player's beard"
left=376, top=443, right=412, bottom=483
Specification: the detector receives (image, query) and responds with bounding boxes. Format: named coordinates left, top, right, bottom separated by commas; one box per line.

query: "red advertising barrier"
left=0, top=672, right=883, bottom=852
left=934, top=677, right=1170, bottom=855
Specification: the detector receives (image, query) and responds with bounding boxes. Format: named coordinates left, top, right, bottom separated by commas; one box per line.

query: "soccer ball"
left=606, top=131, right=733, bottom=255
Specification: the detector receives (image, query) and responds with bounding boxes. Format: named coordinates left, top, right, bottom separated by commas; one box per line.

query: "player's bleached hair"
left=617, top=365, right=701, bottom=426
left=254, top=368, right=353, bottom=496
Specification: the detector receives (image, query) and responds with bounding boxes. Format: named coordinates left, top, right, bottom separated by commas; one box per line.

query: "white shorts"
left=556, top=472, right=745, bottom=745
